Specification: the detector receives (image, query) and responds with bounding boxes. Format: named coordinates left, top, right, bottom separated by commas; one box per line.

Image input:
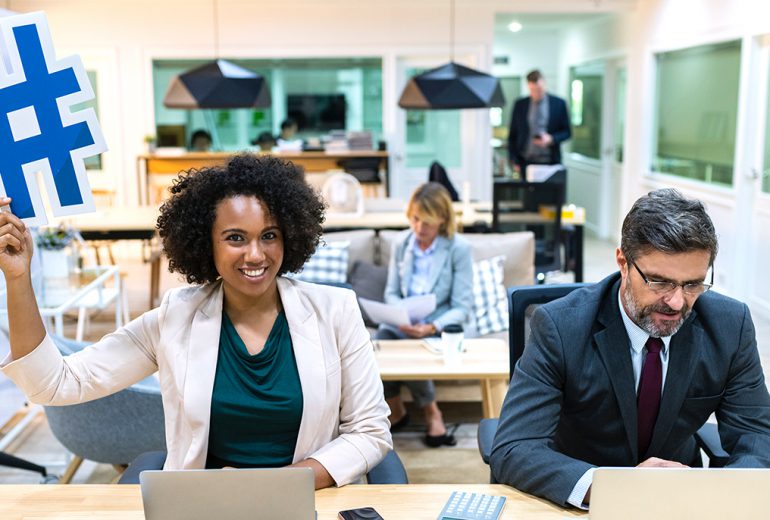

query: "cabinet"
left=137, top=151, right=389, bottom=205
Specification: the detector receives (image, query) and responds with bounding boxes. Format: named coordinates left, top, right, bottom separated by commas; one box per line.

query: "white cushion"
left=472, top=255, right=508, bottom=336
left=290, top=241, right=349, bottom=284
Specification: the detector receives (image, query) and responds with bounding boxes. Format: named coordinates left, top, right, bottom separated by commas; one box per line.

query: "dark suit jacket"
left=507, top=94, right=571, bottom=167
left=489, top=272, right=770, bottom=507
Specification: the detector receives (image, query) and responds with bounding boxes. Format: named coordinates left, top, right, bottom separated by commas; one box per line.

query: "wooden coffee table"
left=374, top=338, right=509, bottom=418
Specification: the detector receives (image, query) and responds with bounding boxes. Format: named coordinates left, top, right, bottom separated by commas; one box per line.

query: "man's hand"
left=398, top=323, right=436, bottom=338
left=533, top=132, right=554, bottom=147
left=636, top=457, right=689, bottom=468
left=581, top=459, right=689, bottom=506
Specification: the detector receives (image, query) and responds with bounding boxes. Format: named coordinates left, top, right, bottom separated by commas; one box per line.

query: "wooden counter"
left=138, top=151, right=389, bottom=204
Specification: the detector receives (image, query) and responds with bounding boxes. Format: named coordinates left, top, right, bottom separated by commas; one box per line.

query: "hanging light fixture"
left=398, top=0, right=504, bottom=109
left=163, top=0, right=270, bottom=109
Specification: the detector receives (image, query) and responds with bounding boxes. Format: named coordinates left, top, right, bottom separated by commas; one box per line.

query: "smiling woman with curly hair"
left=0, top=154, right=391, bottom=489
left=158, top=154, right=325, bottom=283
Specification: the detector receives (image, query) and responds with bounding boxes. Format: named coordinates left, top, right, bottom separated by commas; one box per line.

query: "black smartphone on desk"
left=338, top=506, right=384, bottom=520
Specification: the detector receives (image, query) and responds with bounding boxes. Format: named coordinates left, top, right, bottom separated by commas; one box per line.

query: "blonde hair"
left=406, top=182, right=456, bottom=239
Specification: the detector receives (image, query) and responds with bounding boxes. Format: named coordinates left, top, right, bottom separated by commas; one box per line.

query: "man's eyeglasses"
left=629, top=260, right=713, bottom=296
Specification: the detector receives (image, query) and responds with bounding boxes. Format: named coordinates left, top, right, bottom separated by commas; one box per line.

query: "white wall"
left=4, top=0, right=633, bottom=206
left=493, top=28, right=563, bottom=95
left=620, top=0, right=770, bottom=316
left=489, top=1, right=770, bottom=317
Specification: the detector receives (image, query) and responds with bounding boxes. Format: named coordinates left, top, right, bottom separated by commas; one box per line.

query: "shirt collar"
left=409, top=233, right=438, bottom=256
left=617, top=289, right=672, bottom=354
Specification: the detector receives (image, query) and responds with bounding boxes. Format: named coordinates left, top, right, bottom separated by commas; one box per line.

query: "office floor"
left=1, top=236, right=769, bottom=485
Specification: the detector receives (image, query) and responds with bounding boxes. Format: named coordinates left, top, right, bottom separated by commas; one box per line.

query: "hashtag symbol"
left=0, top=13, right=106, bottom=225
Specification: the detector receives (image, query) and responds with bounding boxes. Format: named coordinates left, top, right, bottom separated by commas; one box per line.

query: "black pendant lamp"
left=164, top=59, right=271, bottom=109
left=398, top=0, right=504, bottom=109
left=163, top=1, right=270, bottom=109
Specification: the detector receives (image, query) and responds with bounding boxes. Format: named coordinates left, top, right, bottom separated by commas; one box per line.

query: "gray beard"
left=622, top=282, right=690, bottom=337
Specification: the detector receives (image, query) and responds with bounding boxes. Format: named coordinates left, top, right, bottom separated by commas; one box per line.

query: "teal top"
left=206, top=311, right=303, bottom=469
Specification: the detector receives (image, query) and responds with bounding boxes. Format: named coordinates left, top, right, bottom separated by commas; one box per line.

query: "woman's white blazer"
left=1, top=277, right=392, bottom=486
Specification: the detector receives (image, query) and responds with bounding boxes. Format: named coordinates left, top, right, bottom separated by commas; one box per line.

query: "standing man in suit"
left=508, top=70, right=571, bottom=176
left=490, top=188, right=770, bottom=508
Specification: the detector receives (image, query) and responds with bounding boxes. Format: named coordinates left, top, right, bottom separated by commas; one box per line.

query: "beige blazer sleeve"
left=0, top=308, right=161, bottom=405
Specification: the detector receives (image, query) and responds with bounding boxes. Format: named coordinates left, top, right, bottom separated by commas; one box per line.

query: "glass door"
left=747, top=34, right=770, bottom=308
left=607, top=60, right=627, bottom=241
left=391, top=56, right=477, bottom=200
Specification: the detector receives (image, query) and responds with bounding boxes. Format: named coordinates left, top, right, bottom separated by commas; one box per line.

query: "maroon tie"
left=637, top=337, right=663, bottom=457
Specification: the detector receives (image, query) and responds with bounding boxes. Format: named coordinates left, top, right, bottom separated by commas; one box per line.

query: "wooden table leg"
left=480, top=378, right=508, bottom=419
left=149, top=253, right=160, bottom=309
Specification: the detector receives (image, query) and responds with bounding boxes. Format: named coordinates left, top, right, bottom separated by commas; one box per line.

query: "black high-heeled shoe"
left=424, top=432, right=457, bottom=447
left=389, top=412, right=411, bottom=432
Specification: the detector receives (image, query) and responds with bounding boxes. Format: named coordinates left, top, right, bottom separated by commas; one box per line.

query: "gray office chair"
left=45, top=336, right=166, bottom=483
left=477, top=283, right=729, bottom=482
left=118, top=449, right=408, bottom=485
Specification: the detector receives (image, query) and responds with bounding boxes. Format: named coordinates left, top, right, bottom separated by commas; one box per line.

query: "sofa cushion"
left=464, top=232, right=535, bottom=287
left=290, top=241, right=349, bottom=284
left=322, top=229, right=377, bottom=276
left=472, top=255, right=508, bottom=336
left=377, top=230, right=408, bottom=266
left=349, top=260, right=389, bottom=328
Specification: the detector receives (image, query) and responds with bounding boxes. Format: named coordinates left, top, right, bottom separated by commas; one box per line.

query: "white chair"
left=74, top=267, right=129, bottom=342
left=321, top=172, right=364, bottom=217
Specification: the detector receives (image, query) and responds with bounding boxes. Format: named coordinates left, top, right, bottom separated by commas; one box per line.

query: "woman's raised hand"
left=0, top=197, right=34, bottom=280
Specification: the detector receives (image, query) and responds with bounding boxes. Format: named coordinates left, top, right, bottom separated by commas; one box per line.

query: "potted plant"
left=35, top=226, right=79, bottom=306
left=144, top=134, right=157, bottom=154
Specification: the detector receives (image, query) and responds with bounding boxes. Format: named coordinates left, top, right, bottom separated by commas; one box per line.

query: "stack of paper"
left=358, top=294, right=436, bottom=327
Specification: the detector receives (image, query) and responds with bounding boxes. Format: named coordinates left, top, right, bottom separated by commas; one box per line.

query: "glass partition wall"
left=653, top=40, right=741, bottom=186
left=568, top=63, right=603, bottom=160
left=152, top=58, right=383, bottom=151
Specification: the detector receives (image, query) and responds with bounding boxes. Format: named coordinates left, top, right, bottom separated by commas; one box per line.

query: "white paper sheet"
left=358, top=294, right=436, bottom=327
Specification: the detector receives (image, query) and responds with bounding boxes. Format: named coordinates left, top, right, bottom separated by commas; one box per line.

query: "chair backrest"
left=493, top=176, right=566, bottom=276
left=428, top=160, right=459, bottom=201
left=45, top=336, right=166, bottom=465
left=507, top=283, right=590, bottom=377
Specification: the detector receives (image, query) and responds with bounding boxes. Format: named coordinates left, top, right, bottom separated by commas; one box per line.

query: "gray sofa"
left=322, top=229, right=535, bottom=342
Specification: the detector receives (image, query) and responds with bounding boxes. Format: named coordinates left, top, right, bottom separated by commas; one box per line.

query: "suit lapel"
left=594, top=281, right=638, bottom=460
left=425, top=237, right=450, bottom=293
left=399, top=237, right=414, bottom=298
left=277, top=278, right=327, bottom=463
left=646, top=312, right=701, bottom=456
left=181, top=283, right=224, bottom=468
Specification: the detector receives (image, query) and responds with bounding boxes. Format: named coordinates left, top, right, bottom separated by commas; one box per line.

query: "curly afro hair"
left=157, top=154, right=326, bottom=284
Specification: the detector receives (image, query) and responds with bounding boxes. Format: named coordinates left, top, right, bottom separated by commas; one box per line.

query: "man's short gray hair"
left=621, top=188, right=718, bottom=264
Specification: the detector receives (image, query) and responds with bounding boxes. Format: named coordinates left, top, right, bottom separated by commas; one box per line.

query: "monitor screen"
left=287, top=94, right=346, bottom=132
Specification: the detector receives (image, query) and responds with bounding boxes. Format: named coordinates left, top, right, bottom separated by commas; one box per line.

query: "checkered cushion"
left=290, top=241, right=350, bottom=284
left=472, top=255, right=508, bottom=335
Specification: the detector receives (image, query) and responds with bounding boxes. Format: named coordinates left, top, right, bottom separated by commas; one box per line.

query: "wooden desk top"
left=375, top=338, right=508, bottom=381
left=0, top=484, right=584, bottom=519
left=58, top=200, right=582, bottom=233
left=140, top=150, right=389, bottom=160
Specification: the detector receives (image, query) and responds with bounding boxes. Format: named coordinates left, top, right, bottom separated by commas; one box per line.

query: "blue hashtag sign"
left=0, top=12, right=106, bottom=225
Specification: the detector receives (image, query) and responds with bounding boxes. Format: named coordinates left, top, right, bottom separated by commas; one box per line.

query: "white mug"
left=441, top=324, right=464, bottom=365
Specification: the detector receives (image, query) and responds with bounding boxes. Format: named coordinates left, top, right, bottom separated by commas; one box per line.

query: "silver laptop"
left=591, top=467, right=770, bottom=519
left=140, top=467, right=315, bottom=520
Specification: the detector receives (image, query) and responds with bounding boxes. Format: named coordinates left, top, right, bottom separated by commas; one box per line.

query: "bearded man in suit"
left=490, top=188, right=770, bottom=509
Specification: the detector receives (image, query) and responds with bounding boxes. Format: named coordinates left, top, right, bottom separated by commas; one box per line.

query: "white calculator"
left=437, top=491, right=506, bottom=520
